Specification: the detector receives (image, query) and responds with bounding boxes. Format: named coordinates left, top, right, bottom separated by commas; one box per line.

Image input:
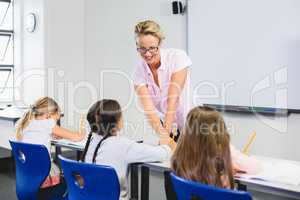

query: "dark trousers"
left=38, top=180, right=67, bottom=200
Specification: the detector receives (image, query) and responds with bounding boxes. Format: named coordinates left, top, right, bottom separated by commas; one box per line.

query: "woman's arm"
left=52, top=125, right=85, bottom=142
left=164, top=68, right=188, bottom=132
left=135, top=84, right=168, bottom=136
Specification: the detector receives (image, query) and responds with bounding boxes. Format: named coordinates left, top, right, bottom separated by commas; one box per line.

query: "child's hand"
left=169, top=139, right=177, bottom=151
left=233, top=163, right=246, bottom=175
left=159, top=135, right=177, bottom=150
left=159, top=134, right=171, bottom=145
left=52, top=135, right=62, bottom=140
left=78, top=131, right=86, bottom=141
left=72, top=131, right=86, bottom=142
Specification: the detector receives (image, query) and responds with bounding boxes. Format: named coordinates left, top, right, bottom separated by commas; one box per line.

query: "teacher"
left=133, top=20, right=192, bottom=140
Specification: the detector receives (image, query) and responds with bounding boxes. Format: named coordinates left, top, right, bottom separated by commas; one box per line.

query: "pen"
left=242, top=131, right=257, bottom=155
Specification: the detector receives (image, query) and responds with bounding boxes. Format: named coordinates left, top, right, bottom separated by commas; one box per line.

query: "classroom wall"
left=14, top=0, right=86, bottom=128
left=226, top=113, right=300, bottom=161
left=13, top=0, right=299, bottom=161
left=44, top=0, right=85, bottom=129
left=14, top=0, right=46, bottom=105
left=84, top=0, right=187, bottom=140
left=13, top=0, right=187, bottom=137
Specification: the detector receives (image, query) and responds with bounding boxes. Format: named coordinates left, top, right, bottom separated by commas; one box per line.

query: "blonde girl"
left=15, top=96, right=85, bottom=200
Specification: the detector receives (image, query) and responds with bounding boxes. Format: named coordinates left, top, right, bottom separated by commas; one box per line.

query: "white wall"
left=225, top=113, right=300, bottom=161
left=13, top=0, right=299, bottom=161
left=14, top=0, right=187, bottom=137
left=44, top=0, right=85, bottom=129
left=14, top=0, right=86, bottom=129
left=14, top=0, right=46, bottom=105
left=85, top=0, right=187, bottom=140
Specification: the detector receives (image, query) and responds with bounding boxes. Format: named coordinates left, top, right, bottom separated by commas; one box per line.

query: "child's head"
left=81, top=99, right=122, bottom=163
left=171, top=106, right=234, bottom=189
left=16, top=97, right=61, bottom=140
left=86, top=99, right=122, bottom=136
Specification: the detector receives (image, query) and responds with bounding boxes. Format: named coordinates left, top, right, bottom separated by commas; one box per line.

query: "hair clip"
left=30, top=104, right=36, bottom=111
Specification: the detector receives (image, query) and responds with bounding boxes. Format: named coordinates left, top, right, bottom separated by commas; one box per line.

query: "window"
left=0, top=0, right=13, bottom=102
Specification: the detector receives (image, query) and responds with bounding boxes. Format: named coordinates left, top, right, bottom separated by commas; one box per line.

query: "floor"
left=0, top=157, right=17, bottom=200
left=0, top=148, right=76, bottom=200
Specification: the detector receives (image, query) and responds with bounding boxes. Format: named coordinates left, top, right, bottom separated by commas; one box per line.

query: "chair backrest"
left=9, top=140, right=51, bottom=200
left=59, top=155, right=120, bottom=200
left=170, top=172, right=252, bottom=200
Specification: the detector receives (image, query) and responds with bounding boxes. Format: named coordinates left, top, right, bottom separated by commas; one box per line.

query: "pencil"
left=172, top=123, right=177, bottom=142
left=79, top=114, right=85, bottom=134
left=242, top=131, right=257, bottom=155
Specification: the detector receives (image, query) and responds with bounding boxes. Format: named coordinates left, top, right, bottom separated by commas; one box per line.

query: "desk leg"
left=130, top=163, right=139, bottom=200
left=76, top=151, right=82, bottom=161
left=237, top=181, right=247, bottom=191
left=164, top=171, right=178, bottom=200
left=54, top=146, right=62, bottom=164
left=141, top=166, right=150, bottom=200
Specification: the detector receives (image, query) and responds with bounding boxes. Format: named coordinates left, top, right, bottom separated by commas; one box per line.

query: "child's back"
left=21, top=118, right=56, bottom=152
left=82, top=99, right=173, bottom=200
left=85, top=133, right=171, bottom=199
left=15, top=96, right=86, bottom=199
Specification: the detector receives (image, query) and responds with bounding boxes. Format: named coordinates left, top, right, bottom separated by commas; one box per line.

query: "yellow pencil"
left=242, top=131, right=257, bottom=155
left=79, top=114, right=86, bottom=134
left=172, top=123, right=177, bottom=142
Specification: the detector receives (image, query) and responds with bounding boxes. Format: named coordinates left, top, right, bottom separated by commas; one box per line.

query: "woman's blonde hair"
left=171, top=106, right=234, bottom=189
left=134, top=20, right=165, bottom=44
left=16, top=97, right=60, bottom=140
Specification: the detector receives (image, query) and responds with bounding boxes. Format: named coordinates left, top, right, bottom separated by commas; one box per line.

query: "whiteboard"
left=188, top=0, right=300, bottom=110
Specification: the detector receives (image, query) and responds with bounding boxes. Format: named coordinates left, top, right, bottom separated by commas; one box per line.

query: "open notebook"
left=239, top=159, right=300, bottom=186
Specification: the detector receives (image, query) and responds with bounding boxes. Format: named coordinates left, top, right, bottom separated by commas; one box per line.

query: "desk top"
left=142, top=156, right=300, bottom=199
left=0, top=107, right=27, bottom=121
left=51, top=139, right=86, bottom=151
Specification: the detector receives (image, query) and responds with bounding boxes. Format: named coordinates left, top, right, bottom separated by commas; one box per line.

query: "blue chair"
left=58, top=155, right=120, bottom=200
left=9, top=140, right=65, bottom=200
left=170, top=172, right=252, bottom=200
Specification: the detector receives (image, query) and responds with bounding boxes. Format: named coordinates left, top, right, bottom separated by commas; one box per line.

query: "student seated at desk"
left=171, top=106, right=260, bottom=189
left=80, top=99, right=175, bottom=200
left=15, top=96, right=86, bottom=200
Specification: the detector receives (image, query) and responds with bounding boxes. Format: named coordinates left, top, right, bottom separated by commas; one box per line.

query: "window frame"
left=0, top=0, right=14, bottom=103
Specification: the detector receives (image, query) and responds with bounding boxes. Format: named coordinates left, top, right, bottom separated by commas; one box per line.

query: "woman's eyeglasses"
left=136, top=46, right=159, bottom=54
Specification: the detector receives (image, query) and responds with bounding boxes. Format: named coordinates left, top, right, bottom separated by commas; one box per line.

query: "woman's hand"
left=159, top=134, right=177, bottom=151
left=232, top=162, right=246, bottom=175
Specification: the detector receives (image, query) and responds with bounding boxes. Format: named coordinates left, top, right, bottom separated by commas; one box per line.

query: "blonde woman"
left=15, top=96, right=85, bottom=200
left=133, top=20, right=192, bottom=141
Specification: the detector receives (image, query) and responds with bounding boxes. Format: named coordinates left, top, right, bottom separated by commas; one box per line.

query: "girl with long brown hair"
left=171, top=106, right=234, bottom=188
left=171, top=106, right=261, bottom=189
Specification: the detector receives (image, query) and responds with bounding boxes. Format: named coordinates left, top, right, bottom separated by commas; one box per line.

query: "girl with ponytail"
left=15, top=96, right=86, bottom=200
left=81, top=99, right=175, bottom=200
